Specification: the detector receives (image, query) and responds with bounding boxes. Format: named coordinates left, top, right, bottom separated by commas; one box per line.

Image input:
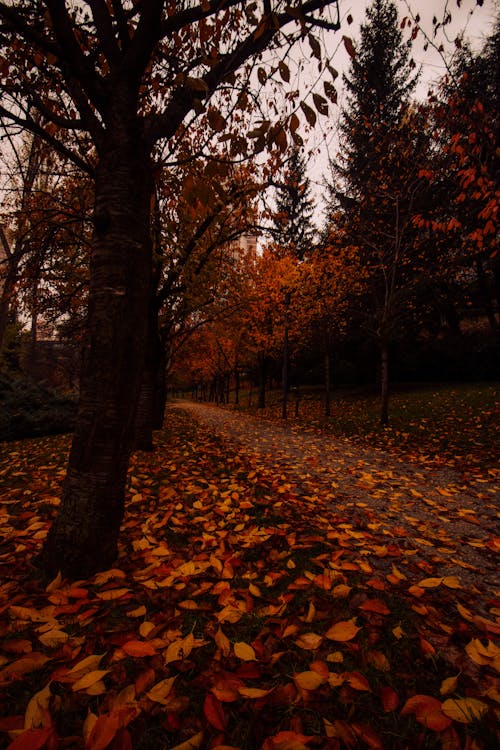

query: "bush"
left=0, top=372, right=77, bottom=441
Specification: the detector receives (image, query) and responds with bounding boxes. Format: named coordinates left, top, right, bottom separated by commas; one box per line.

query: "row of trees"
left=171, top=0, right=499, bottom=424
left=0, top=1, right=497, bottom=578
left=0, top=0, right=344, bottom=577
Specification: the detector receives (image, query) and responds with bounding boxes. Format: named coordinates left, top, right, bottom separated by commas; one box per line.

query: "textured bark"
left=380, top=340, right=390, bottom=427
left=40, top=124, right=153, bottom=578
left=324, top=351, right=331, bottom=418
left=257, top=355, right=267, bottom=409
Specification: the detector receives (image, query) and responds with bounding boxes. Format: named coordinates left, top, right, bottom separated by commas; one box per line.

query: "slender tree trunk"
left=134, top=301, right=164, bottom=450
left=153, top=345, right=168, bottom=429
left=234, top=367, right=240, bottom=405
left=281, top=291, right=290, bottom=420
left=0, top=264, right=19, bottom=353
left=324, top=350, right=331, bottom=418
left=39, top=133, right=153, bottom=578
left=258, top=355, right=267, bottom=409
left=475, top=256, right=499, bottom=331
left=380, top=340, right=390, bottom=427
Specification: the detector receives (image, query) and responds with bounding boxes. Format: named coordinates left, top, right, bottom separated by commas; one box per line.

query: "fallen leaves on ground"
left=0, top=407, right=498, bottom=749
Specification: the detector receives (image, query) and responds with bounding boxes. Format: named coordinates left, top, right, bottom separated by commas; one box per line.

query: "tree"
left=419, top=24, right=499, bottom=332
left=271, top=146, right=316, bottom=260
left=327, top=0, right=420, bottom=425
left=0, top=1, right=340, bottom=577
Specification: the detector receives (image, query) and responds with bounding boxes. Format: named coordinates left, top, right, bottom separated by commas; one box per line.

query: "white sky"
left=305, top=0, right=498, bottom=214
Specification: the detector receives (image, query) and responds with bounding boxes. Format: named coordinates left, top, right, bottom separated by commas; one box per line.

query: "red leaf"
left=85, top=713, right=120, bottom=750
left=380, top=686, right=399, bottom=712
left=203, top=693, right=226, bottom=731
left=6, top=728, right=52, bottom=750
left=121, top=641, right=156, bottom=657
left=359, top=599, right=391, bottom=615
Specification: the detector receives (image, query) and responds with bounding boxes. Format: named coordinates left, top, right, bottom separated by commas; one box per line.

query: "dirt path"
left=170, top=401, right=499, bottom=591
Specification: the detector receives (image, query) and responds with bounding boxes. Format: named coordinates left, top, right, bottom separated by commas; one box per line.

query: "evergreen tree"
left=327, top=0, right=424, bottom=425
left=272, top=147, right=316, bottom=260
left=336, top=0, right=418, bottom=204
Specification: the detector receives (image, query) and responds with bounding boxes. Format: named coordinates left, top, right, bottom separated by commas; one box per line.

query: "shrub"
left=0, top=371, right=77, bottom=441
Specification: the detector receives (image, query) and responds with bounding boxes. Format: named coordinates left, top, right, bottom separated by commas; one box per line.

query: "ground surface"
left=174, top=400, right=499, bottom=595
left=0, top=401, right=498, bottom=750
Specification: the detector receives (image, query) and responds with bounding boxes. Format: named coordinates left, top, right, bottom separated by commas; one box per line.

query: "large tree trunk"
left=40, top=132, right=153, bottom=578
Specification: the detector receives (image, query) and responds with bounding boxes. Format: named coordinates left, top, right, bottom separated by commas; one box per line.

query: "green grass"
left=227, top=382, right=499, bottom=469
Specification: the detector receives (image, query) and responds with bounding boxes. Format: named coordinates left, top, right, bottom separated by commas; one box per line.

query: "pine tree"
left=272, top=147, right=316, bottom=260
left=336, top=0, right=418, bottom=203
left=327, top=0, right=424, bottom=425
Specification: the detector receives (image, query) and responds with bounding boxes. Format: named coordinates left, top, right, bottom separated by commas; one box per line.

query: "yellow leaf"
left=93, top=568, right=126, bottom=585
left=165, top=634, right=194, bottom=664
left=69, top=653, right=106, bottom=676
left=441, top=697, right=488, bottom=723
left=127, top=605, right=147, bottom=618
left=326, top=652, right=343, bottom=664
left=72, top=669, right=109, bottom=692
left=391, top=564, right=407, bottom=581
left=38, top=629, right=68, bottom=648
left=139, top=622, right=155, bottom=638
left=332, top=584, right=351, bottom=598
left=325, top=618, right=360, bottom=642
left=146, top=676, right=176, bottom=705
left=85, top=679, right=106, bottom=695
left=465, top=638, right=499, bottom=666
left=294, top=670, right=326, bottom=690
left=45, top=571, right=63, bottom=593
left=24, top=684, right=52, bottom=729
left=214, top=627, right=231, bottom=657
left=234, top=642, right=256, bottom=661
left=328, top=672, right=345, bottom=687
left=294, top=633, right=323, bottom=651
left=440, top=675, right=459, bottom=695
left=392, top=625, right=405, bottom=639
left=96, top=588, right=130, bottom=600
left=83, top=712, right=98, bottom=744
left=417, top=577, right=443, bottom=588
left=442, top=576, right=461, bottom=589
left=366, top=650, right=390, bottom=672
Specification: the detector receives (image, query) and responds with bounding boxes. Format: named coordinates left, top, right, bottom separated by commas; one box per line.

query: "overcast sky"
left=306, top=0, right=498, bottom=213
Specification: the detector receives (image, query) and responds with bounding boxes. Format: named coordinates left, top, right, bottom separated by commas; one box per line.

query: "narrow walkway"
left=169, top=400, right=499, bottom=588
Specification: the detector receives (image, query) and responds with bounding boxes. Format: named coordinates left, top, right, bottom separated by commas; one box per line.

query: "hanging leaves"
left=300, top=101, right=316, bottom=127
left=343, top=35, right=356, bottom=58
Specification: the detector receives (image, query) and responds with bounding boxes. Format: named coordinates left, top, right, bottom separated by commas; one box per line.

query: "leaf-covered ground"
left=0, top=402, right=499, bottom=750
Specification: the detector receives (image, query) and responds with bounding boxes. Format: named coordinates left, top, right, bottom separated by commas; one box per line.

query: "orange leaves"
left=1, top=407, right=499, bottom=749
left=293, top=670, right=326, bottom=691
left=441, top=698, right=488, bottom=724
left=121, top=641, right=156, bottom=658
left=401, top=694, right=452, bottom=731
left=325, top=618, right=360, bottom=642
left=233, top=642, right=256, bottom=661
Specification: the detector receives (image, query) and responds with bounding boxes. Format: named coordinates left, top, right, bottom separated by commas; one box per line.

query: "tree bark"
left=380, top=340, right=390, bottom=427
left=257, top=355, right=267, bottom=409
left=324, top=350, right=331, bottom=418
left=39, top=129, right=153, bottom=578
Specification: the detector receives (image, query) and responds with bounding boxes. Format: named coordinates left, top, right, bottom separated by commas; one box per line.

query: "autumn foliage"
left=0, top=404, right=498, bottom=750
